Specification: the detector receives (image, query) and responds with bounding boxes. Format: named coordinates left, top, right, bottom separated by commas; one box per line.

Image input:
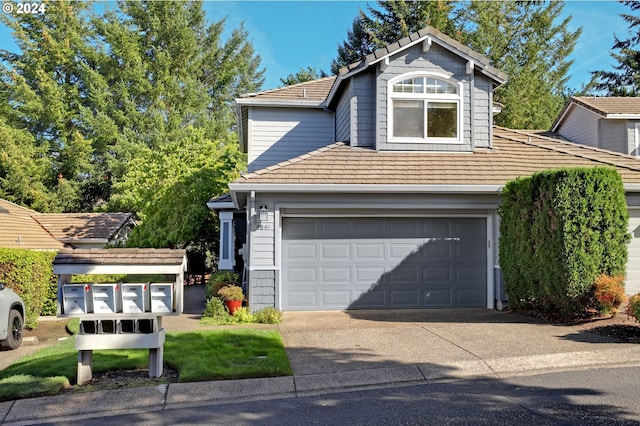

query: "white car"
left=0, top=282, right=25, bottom=350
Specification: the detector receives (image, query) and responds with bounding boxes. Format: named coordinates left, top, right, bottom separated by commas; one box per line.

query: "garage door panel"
left=424, top=265, right=452, bottom=281
left=321, top=267, right=351, bottom=282
left=423, top=290, right=453, bottom=306
left=389, top=289, right=420, bottom=306
left=282, top=217, right=487, bottom=310
left=286, top=291, right=318, bottom=308
left=387, top=266, right=420, bottom=284
left=355, top=243, right=385, bottom=260
left=389, top=243, right=421, bottom=259
left=423, top=241, right=452, bottom=260
left=456, top=288, right=485, bottom=307
left=285, top=243, right=317, bottom=260
left=321, top=243, right=351, bottom=260
left=286, top=267, right=317, bottom=284
left=354, top=289, right=386, bottom=308
left=355, top=266, right=387, bottom=283
left=322, top=291, right=352, bottom=307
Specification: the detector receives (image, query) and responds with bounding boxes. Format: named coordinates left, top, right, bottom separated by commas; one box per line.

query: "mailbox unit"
left=53, top=248, right=187, bottom=385
left=92, top=283, right=122, bottom=314
left=121, top=283, right=149, bottom=314
left=62, top=284, right=93, bottom=315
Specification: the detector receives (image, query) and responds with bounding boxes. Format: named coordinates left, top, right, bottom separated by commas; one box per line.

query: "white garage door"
left=627, top=210, right=640, bottom=295
left=282, top=217, right=487, bottom=310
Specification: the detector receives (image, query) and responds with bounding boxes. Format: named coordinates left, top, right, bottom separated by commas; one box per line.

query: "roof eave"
left=229, top=183, right=504, bottom=194
left=235, top=98, right=326, bottom=108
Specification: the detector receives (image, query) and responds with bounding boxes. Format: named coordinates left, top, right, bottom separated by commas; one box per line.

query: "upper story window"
left=388, top=74, right=462, bottom=143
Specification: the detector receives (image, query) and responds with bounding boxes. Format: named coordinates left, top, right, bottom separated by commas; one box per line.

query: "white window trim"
left=387, top=71, right=464, bottom=144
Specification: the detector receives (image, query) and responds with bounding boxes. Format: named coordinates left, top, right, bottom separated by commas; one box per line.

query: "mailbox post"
left=53, top=248, right=187, bottom=385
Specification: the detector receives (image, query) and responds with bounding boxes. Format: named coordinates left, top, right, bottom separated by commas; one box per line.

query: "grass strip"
left=0, top=328, right=292, bottom=400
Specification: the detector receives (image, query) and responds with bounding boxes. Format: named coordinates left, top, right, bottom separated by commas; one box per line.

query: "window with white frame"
left=389, top=74, right=462, bottom=142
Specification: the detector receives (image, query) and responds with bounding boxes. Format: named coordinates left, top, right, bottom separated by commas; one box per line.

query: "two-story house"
left=210, top=27, right=640, bottom=312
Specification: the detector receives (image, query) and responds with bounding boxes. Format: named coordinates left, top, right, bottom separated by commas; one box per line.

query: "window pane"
left=427, top=102, right=457, bottom=138
left=393, top=100, right=424, bottom=137
left=425, top=78, right=457, bottom=94
left=393, top=78, right=424, bottom=93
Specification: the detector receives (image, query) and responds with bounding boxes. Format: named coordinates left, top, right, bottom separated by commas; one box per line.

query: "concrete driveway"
left=278, top=309, right=640, bottom=390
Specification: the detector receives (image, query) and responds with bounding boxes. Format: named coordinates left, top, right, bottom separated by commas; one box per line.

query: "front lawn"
left=0, top=328, right=292, bottom=401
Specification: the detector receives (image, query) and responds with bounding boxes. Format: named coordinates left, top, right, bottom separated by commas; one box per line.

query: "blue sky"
left=0, top=1, right=631, bottom=91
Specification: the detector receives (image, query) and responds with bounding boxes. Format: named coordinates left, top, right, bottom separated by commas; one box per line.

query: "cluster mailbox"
left=61, top=282, right=174, bottom=315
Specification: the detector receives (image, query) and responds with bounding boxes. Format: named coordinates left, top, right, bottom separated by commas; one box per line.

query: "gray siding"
left=376, top=43, right=476, bottom=152
left=557, top=105, right=599, bottom=147
left=352, top=71, right=376, bottom=147
left=335, top=80, right=351, bottom=142
left=473, top=75, right=493, bottom=148
left=599, top=119, right=627, bottom=154
left=248, top=270, right=276, bottom=312
left=248, top=107, right=335, bottom=172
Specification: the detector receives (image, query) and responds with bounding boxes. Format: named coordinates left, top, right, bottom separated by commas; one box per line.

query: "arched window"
left=388, top=74, right=462, bottom=143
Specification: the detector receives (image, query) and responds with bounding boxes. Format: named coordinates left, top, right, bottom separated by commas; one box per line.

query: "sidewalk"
left=2, top=286, right=640, bottom=424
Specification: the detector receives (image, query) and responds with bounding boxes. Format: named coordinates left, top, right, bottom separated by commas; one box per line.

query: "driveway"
left=277, top=309, right=640, bottom=386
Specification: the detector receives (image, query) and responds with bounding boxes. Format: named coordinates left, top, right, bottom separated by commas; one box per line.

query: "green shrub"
left=232, top=307, right=254, bottom=322
left=0, top=248, right=57, bottom=328
left=203, top=297, right=230, bottom=320
left=205, top=271, right=240, bottom=298
left=627, top=294, right=640, bottom=322
left=499, top=167, right=629, bottom=316
left=254, top=307, right=283, bottom=324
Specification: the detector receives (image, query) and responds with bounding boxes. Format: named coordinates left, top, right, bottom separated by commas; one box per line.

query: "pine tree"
left=0, top=0, right=96, bottom=211
left=463, top=1, right=581, bottom=129
left=592, top=1, right=640, bottom=96
left=280, top=67, right=328, bottom=86
left=332, top=1, right=460, bottom=73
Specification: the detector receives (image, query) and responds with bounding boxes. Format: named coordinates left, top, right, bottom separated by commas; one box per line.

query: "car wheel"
left=1, top=309, right=24, bottom=350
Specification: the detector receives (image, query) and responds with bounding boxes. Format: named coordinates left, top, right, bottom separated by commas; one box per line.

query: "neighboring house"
left=210, top=27, right=640, bottom=312
left=0, top=199, right=134, bottom=250
left=552, top=96, right=640, bottom=156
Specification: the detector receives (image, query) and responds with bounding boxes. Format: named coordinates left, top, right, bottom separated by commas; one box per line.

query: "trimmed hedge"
left=499, top=167, right=629, bottom=315
left=0, top=248, right=57, bottom=328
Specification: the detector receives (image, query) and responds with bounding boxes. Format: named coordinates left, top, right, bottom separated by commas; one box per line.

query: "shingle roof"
left=53, top=248, right=186, bottom=266
left=33, top=212, right=133, bottom=241
left=0, top=199, right=133, bottom=249
left=232, top=127, right=640, bottom=186
left=570, top=96, right=640, bottom=116
left=552, top=96, right=640, bottom=131
left=337, top=26, right=507, bottom=84
left=238, top=76, right=336, bottom=101
left=0, top=200, right=65, bottom=249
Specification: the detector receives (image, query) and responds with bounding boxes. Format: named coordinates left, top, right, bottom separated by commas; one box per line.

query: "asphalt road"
left=54, top=366, right=640, bottom=426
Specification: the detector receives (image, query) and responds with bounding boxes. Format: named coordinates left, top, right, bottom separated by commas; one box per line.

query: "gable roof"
left=328, top=26, right=507, bottom=105
left=552, top=96, right=640, bottom=131
left=0, top=199, right=133, bottom=249
left=228, top=127, right=640, bottom=203
left=33, top=212, right=133, bottom=245
left=237, top=76, right=336, bottom=104
left=0, top=200, right=65, bottom=250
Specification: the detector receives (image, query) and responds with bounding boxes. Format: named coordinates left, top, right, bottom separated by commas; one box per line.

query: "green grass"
left=0, top=328, right=292, bottom=401
left=165, top=329, right=292, bottom=382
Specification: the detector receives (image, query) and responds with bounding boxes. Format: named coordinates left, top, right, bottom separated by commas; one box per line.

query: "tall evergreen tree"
left=0, top=0, right=97, bottom=211
left=592, top=1, right=640, bottom=96
left=462, top=1, right=581, bottom=129
left=332, top=0, right=460, bottom=73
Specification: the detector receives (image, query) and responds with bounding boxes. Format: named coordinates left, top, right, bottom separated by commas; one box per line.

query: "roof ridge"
left=494, top=126, right=640, bottom=172
left=239, top=142, right=347, bottom=179
left=239, top=76, right=336, bottom=99
left=0, top=198, right=38, bottom=215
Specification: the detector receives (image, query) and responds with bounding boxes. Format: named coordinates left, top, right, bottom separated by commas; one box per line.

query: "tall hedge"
left=0, top=248, right=57, bottom=328
left=499, top=167, right=629, bottom=314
